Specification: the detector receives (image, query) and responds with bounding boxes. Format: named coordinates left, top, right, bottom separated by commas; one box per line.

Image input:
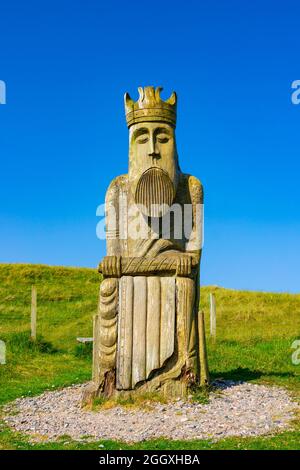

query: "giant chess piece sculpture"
left=92, top=86, right=206, bottom=399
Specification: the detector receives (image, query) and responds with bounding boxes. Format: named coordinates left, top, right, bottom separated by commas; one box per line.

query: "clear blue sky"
left=0, top=0, right=299, bottom=292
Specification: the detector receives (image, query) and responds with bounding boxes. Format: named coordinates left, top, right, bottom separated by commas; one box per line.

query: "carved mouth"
left=135, top=167, right=175, bottom=217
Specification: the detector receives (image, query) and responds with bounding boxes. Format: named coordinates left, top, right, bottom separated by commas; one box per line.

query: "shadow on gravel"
left=211, top=367, right=296, bottom=384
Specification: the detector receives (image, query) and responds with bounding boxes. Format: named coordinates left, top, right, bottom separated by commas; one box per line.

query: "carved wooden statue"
left=91, top=86, right=207, bottom=400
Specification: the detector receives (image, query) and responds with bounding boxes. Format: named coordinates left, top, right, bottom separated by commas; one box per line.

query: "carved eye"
left=157, top=134, right=169, bottom=143
left=136, top=136, right=149, bottom=144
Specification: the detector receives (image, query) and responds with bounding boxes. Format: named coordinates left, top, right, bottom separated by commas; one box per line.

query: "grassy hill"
left=0, top=263, right=299, bottom=450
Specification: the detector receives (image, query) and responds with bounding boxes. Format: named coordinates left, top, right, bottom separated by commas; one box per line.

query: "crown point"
left=155, top=86, right=163, bottom=101
left=165, top=91, right=177, bottom=106
left=124, top=92, right=134, bottom=107
left=137, top=87, right=144, bottom=102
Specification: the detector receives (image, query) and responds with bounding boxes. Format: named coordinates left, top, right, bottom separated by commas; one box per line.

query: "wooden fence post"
left=198, top=310, right=210, bottom=386
left=0, top=340, right=6, bottom=365
left=209, top=292, right=216, bottom=342
left=31, top=286, right=37, bottom=340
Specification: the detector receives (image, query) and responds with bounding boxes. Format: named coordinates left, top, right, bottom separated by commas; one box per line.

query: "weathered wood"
left=31, top=286, right=37, bottom=340
left=117, top=276, right=176, bottom=389
left=198, top=310, right=210, bottom=386
left=117, top=276, right=134, bottom=390
left=98, top=255, right=198, bottom=277
left=160, top=278, right=176, bottom=365
left=92, top=314, right=100, bottom=384
left=91, top=87, right=206, bottom=399
left=209, top=293, right=216, bottom=341
left=176, top=277, right=197, bottom=385
left=132, top=277, right=147, bottom=386
left=146, top=277, right=161, bottom=377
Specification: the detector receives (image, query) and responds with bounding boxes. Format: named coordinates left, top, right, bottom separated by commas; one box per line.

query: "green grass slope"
left=0, top=263, right=299, bottom=450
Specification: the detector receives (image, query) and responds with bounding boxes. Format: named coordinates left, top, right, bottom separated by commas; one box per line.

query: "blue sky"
left=0, top=0, right=299, bottom=292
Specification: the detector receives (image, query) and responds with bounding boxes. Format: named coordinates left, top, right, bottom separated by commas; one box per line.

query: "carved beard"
left=135, top=167, right=175, bottom=217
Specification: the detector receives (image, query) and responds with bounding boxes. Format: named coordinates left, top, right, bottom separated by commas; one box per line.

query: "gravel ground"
left=3, top=381, right=299, bottom=443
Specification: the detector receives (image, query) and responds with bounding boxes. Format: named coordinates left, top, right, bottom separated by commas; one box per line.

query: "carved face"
left=128, top=122, right=179, bottom=217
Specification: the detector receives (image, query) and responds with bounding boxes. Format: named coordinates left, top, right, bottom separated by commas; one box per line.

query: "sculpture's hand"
left=98, top=256, right=121, bottom=277
left=176, top=254, right=192, bottom=276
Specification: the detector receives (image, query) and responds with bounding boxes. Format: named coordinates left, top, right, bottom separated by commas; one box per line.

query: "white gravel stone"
left=3, top=380, right=299, bottom=443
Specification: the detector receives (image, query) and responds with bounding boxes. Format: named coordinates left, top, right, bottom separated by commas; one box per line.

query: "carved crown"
left=124, top=86, right=177, bottom=128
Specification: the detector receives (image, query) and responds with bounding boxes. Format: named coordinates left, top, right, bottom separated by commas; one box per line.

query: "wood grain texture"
left=132, top=277, right=147, bottom=386
left=117, top=276, right=133, bottom=390
left=146, top=277, right=161, bottom=377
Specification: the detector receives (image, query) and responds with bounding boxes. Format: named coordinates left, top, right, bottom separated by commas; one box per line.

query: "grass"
left=0, top=263, right=299, bottom=450
left=91, top=391, right=168, bottom=412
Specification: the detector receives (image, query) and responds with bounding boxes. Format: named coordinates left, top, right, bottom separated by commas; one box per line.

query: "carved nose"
left=149, top=135, right=158, bottom=155
left=148, top=152, right=160, bottom=159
